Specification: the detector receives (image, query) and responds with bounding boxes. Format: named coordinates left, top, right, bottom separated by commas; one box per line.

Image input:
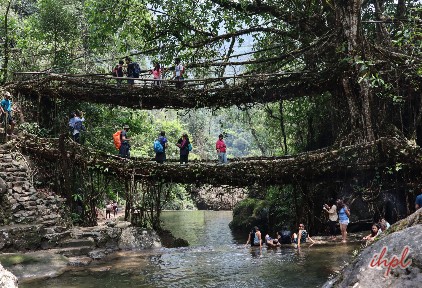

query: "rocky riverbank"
left=0, top=219, right=161, bottom=283
left=323, top=208, right=422, bottom=287
left=0, top=263, right=18, bottom=288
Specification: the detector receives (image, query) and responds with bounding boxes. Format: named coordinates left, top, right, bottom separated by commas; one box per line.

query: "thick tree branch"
left=180, top=26, right=289, bottom=49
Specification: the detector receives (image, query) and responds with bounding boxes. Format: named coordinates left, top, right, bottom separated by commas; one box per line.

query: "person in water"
left=277, top=228, right=292, bottom=244
left=265, top=233, right=280, bottom=247
left=363, top=223, right=381, bottom=242
left=292, top=223, right=315, bottom=248
left=337, top=199, right=351, bottom=243
left=245, top=226, right=262, bottom=248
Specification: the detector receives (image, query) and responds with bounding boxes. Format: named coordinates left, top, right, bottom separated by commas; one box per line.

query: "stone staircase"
left=1, top=139, right=161, bottom=262
left=0, top=142, right=71, bottom=252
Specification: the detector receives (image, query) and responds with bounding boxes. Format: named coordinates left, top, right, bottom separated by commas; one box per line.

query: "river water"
left=21, top=211, right=358, bottom=288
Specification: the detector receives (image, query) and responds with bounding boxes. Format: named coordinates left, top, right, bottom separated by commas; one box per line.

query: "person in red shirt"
left=215, top=134, right=227, bottom=164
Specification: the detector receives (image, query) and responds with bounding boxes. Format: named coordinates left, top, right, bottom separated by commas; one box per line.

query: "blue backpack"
left=133, top=62, right=140, bottom=77
left=187, top=143, right=192, bottom=152
left=73, top=120, right=85, bottom=132
left=154, top=139, right=163, bottom=153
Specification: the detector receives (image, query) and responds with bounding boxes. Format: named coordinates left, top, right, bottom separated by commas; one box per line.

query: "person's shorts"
left=339, top=220, right=349, bottom=225
left=1, top=112, right=14, bottom=124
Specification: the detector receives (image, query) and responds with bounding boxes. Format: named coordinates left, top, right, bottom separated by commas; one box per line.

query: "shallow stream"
left=20, top=211, right=358, bottom=288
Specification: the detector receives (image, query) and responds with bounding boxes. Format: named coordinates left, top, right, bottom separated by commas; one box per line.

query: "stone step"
left=67, top=256, right=93, bottom=267
left=3, top=172, right=29, bottom=177
left=50, top=246, right=93, bottom=257
left=60, top=238, right=95, bottom=248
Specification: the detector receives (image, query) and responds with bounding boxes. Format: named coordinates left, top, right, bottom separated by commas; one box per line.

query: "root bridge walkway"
left=15, top=134, right=421, bottom=187
left=8, top=72, right=331, bottom=109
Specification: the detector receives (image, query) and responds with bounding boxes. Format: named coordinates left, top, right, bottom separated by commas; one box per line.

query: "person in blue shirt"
left=155, top=131, right=168, bottom=164
left=416, top=193, right=422, bottom=210
left=337, top=199, right=351, bottom=243
left=0, top=91, right=16, bottom=135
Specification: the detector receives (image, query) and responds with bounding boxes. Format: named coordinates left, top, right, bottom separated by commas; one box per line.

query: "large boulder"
left=118, top=227, right=161, bottom=250
left=324, top=209, right=422, bottom=288
left=0, top=263, right=18, bottom=288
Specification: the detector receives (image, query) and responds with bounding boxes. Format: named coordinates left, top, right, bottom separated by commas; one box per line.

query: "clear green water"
left=20, top=211, right=357, bottom=288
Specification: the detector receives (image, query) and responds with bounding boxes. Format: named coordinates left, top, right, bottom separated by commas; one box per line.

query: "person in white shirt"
left=323, top=199, right=338, bottom=239
left=174, top=57, right=185, bottom=88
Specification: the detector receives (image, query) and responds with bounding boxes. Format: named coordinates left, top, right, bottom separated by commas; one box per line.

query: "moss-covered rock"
left=229, top=198, right=269, bottom=232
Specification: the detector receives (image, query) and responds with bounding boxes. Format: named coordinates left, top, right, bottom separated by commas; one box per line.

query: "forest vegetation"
left=1, top=0, right=421, bottom=233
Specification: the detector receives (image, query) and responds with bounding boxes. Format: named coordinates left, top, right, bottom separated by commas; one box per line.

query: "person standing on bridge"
left=150, top=62, right=162, bottom=87
left=125, top=56, right=140, bottom=86
left=174, top=57, right=185, bottom=89
left=119, top=125, right=131, bottom=158
left=176, top=133, right=190, bottom=165
left=216, top=134, right=227, bottom=164
left=155, top=131, right=168, bottom=164
left=113, top=60, right=124, bottom=87
left=0, top=91, right=16, bottom=135
left=71, top=110, right=86, bottom=144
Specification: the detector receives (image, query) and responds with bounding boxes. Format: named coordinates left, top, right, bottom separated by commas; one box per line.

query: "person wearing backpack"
left=71, top=110, right=85, bottom=144
left=176, top=133, right=190, bottom=165
left=68, top=111, right=76, bottom=135
left=174, top=57, right=185, bottom=89
left=155, top=131, right=168, bottom=164
left=215, top=134, right=227, bottom=164
left=125, top=56, right=140, bottom=85
left=117, top=125, right=131, bottom=158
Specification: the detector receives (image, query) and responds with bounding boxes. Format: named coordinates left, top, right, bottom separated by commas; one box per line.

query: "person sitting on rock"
left=378, top=218, right=390, bottom=232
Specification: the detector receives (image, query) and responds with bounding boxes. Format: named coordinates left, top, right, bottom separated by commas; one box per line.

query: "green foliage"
left=229, top=198, right=268, bottom=231
left=84, top=0, right=151, bottom=54
left=161, top=184, right=195, bottom=210
left=32, top=0, right=79, bottom=70
left=19, top=122, right=50, bottom=137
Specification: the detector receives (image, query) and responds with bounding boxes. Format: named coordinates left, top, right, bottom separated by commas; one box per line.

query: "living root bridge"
left=8, top=72, right=331, bottom=109
left=16, top=135, right=422, bottom=187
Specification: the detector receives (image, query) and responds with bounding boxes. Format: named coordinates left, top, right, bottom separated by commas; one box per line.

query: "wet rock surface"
left=323, top=209, right=422, bottom=288
left=0, top=223, right=162, bottom=283
left=0, top=263, right=18, bottom=288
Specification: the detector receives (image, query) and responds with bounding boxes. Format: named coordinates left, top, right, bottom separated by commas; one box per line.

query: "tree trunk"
left=336, top=0, right=375, bottom=143
left=279, top=101, right=288, bottom=155
left=1, top=1, right=11, bottom=85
